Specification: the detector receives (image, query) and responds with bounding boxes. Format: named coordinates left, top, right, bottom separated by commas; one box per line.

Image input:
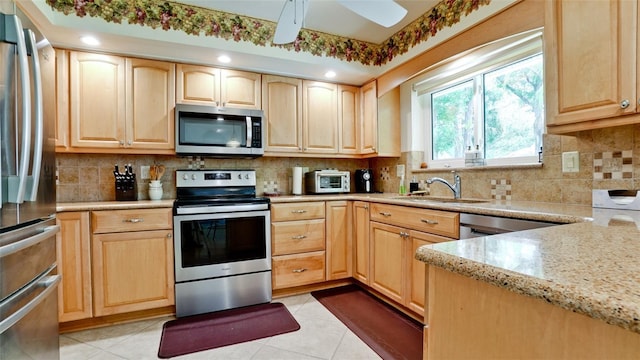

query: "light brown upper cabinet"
left=377, top=87, right=401, bottom=157
left=176, top=64, right=261, bottom=109
left=263, top=75, right=379, bottom=157
left=338, top=85, right=359, bottom=155
left=66, top=51, right=175, bottom=153
left=545, top=0, right=640, bottom=133
left=262, top=75, right=303, bottom=153
left=303, top=81, right=339, bottom=153
left=360, top=80, right=377, bottom=154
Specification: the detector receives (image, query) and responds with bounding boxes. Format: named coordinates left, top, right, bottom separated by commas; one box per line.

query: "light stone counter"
left=57, top=200, right=174, bottom=212
left=416, top=208, right=640, bottom=335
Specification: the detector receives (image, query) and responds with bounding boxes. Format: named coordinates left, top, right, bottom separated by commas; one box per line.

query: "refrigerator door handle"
left=0, top=271, right=60, bottom=334
left=24, top=28, right=42, bottom=202
left=0, top=14, right=32, bottom=205
left=0, top=225, right=59, bottom=259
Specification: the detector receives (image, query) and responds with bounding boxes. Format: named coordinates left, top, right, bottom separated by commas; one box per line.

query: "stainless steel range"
left=173, top=169, right=271, bottom=317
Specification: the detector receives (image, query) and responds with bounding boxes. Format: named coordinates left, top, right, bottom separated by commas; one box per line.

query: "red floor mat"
left=312, top=285, right=423, bottom=360
left=158, top=302, right=300, bottom=358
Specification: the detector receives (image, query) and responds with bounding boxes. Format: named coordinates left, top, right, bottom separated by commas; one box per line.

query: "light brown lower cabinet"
left=91, top=208, right=174, bottom=317
left=352, top=201, right=370, bottom=284
left=57, top=208, right=174, bottom=323
left=56, top=211, right=92, bottom=322
left=325, top=201, right=352, bottom=280
left=92, top=229, right=175, bottom=316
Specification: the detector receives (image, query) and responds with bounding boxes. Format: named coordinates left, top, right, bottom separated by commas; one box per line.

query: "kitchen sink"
left=393, top=196, right=489, bottom=204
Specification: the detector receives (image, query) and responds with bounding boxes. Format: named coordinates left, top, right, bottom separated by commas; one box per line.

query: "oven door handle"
left=175, top=203, right=269, bottom=215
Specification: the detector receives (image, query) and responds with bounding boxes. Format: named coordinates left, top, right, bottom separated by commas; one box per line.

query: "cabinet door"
left=303, top=81, right=338, bottom=153
left=353, top=201, right=370, bottom=284
left=69, top=52, right=126, bottom=148
left=176, top=64, right=220, bottom=106
left=338, top=85, right=359, bottom=154
left=262, top=75, right=303, bottom=152
left=220, top=69, right=261, bottom=109
left=360, top=80, right=377, bottom=154
left=370, top=221, right=405, bottom=303
left=545, top=0, right=636, bottom=129
left=405, top=231, right=451, bottom=317
left=50, top=49, right=69, bottom=150
left=326, top=201, right=352, bottom=280
left=92, top=230, right=174, bottom=316
left=126, top=58, right=175, bottom=150
left=376, top=87, right=401, bottom=157
left=56, top=212, right=92, bottom=322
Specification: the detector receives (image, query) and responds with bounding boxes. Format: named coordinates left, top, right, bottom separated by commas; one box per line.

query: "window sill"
left=412, top=162, right=543, bottom=173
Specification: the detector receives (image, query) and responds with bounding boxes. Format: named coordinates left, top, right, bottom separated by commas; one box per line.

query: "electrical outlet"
left=140, top=165, right=151, bottom=179
left=562, top=151, right=579, bottom=173
left=396, top=164, right=405, bottom=177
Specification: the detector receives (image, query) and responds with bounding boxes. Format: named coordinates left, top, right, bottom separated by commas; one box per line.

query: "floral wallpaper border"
left=46, top=0, right=491, bottom=66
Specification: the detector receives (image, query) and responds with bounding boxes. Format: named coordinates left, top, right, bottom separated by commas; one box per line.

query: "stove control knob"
left=245, top=174, right=250, bottom=179
left=182, top=174, right=189, bottom=181
left=192, top=174, right=197, bottom=180
left=238, top=174, right=242, bottom=179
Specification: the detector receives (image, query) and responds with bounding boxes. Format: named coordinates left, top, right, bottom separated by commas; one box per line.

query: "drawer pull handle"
left=421, top=219, right=439, bottom=225
left=291, top=235, right=307, bottom=240
left=123, top=218, right=144, bottom=223
left=292, top=268, right=307, bottom=273
left=291, top=209, right=307, bottom=214
left=379, top=212, right=391, bottom=217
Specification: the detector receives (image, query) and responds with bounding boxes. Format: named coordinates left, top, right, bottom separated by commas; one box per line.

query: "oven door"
left=173, top=209, right=271, bottom=283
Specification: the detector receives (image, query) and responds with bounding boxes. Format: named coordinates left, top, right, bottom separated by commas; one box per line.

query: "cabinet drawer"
left=370, top=203, right=459, bottom=238
left=272, top=219, right=325, bottom=256
left=272, top=251, right=325, bottom=289
left=271, top=202, right=325, bottom=221
left=92, top=208, right=172, bottom=234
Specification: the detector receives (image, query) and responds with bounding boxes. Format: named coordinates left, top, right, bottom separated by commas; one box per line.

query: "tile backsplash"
left=56, top=154, right=368, bottom=202
left=57, top=124, right=640, bottom=206
left=371, top=124, right=640, bottom=206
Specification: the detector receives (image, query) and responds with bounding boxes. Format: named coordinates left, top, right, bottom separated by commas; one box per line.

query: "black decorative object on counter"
left=114, top=164, right=137, bottom=201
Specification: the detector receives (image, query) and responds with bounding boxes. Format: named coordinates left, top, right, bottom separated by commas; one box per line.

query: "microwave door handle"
left=245, top=116, right=252, bottom=148
left=24, top=28, right=42, bottom=202
left=2, top=15, right=32, bottom=204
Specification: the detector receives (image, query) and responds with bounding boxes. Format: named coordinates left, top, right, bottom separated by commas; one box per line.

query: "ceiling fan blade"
left=273, top=0, right=309, bottom=44
left=338, top=0, right=407, bottom=28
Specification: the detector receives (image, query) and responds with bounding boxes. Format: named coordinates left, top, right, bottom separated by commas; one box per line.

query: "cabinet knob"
left=127, top=140, right=132, bottom=145
left=291, top=235, right=307, bottom=240
left=621, top=99, right=630, bottom=109
left=379, top=212, right=391, bottom=217
left=292, top=268, right=307, bottom=273
left=166, top=233, right=172, bottom=238
left=291, top=209, right=307, bottom=214
left=119, top=140, right=125, bottom=145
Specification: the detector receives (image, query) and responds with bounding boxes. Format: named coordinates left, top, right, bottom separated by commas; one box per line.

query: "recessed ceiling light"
left=324, top=71, right=336, bottom=78
left=80, top=36, right=100, bottom=46
left=217, top=55, right=231, bottom=63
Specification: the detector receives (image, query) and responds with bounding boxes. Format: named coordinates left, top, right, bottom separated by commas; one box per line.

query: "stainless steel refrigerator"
left=0, top=2, right=59, bottom=359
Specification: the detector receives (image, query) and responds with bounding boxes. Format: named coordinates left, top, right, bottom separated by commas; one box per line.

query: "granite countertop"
left=416, top=208, right=640, bottom=335
left=56, top=199, right=174, bottom=212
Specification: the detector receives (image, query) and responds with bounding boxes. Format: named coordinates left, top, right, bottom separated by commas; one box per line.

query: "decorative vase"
left=149, top=180, right=163, bottom=200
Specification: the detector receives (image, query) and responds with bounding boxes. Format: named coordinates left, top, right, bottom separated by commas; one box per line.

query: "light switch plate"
left=562, top=151, right=579, bottom=173
left=396, top=164, right=405, bottom=177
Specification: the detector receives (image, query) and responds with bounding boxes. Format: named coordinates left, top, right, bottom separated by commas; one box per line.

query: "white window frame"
left=411, top=29, right=544, bottom=169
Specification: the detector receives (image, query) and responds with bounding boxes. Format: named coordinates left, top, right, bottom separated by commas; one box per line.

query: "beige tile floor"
left=59, top=293, right=382, bottom=359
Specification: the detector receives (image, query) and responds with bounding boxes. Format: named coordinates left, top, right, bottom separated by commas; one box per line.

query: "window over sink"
left=409, top=29, right=544, bottom=169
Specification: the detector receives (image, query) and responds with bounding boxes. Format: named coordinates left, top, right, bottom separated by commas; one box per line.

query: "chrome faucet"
left=426, top=171, right=461, bottom=199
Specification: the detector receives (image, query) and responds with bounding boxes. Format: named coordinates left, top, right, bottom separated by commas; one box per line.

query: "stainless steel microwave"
left=175, top=104, right=264, bottom=157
